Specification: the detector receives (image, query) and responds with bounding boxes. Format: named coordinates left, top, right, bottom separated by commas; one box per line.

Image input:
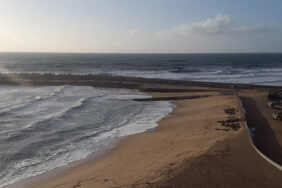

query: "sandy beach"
left=2, top=2, right=282, bottom=186
left=0, top=74, right=280, bottom=188
left=17, top=88, right=279, bottom=188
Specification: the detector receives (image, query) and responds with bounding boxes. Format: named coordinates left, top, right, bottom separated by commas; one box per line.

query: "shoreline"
left=5, top=136, right=125, bottom=188
left=4, top=91, right=175, bottom=188
left=5, top=113, right=175, bottom=188
left=26, top=91, right=249, bottom=187
left=2, top=81, right=282, bottom=187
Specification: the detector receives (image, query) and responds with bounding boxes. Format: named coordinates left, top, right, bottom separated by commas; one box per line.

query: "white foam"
left=110, top=66, right=282, bottom=86
left=0, top=86, right=175, bottom=188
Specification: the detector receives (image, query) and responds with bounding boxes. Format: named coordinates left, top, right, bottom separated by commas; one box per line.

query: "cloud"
left=129, top=29, right=141, bottom=36
left=232, top=25, right=269, bottom=35
left=157, top=15, right=270, bottom=38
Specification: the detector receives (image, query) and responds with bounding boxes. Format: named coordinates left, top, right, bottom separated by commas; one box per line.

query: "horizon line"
left=0, top=51, right=282, bottom=54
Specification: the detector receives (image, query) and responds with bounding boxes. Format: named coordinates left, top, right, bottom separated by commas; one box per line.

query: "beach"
left=1, top=2, right=282, bottom=186
left=18, top=87, right=279, bottom=188
left=0, top=74, right=281, bottom=187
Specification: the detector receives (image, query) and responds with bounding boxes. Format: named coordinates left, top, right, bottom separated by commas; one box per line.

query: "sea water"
left=0, top=85, right=174, bottom=187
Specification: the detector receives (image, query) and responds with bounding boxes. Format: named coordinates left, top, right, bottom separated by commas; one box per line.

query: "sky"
left=0, top=0, right=282, bottom=53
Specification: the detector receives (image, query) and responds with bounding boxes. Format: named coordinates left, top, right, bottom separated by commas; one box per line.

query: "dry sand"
left=155, top=89, right=282, bottom=188
left=27, top=91, right=266, bottom=188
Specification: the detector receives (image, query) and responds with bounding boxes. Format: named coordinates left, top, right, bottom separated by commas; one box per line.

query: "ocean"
left=0, top=85, right=173, bottom=187
left=0, top=53, right=281, bottom=187
left=0, top=53, right=282, bottom=86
